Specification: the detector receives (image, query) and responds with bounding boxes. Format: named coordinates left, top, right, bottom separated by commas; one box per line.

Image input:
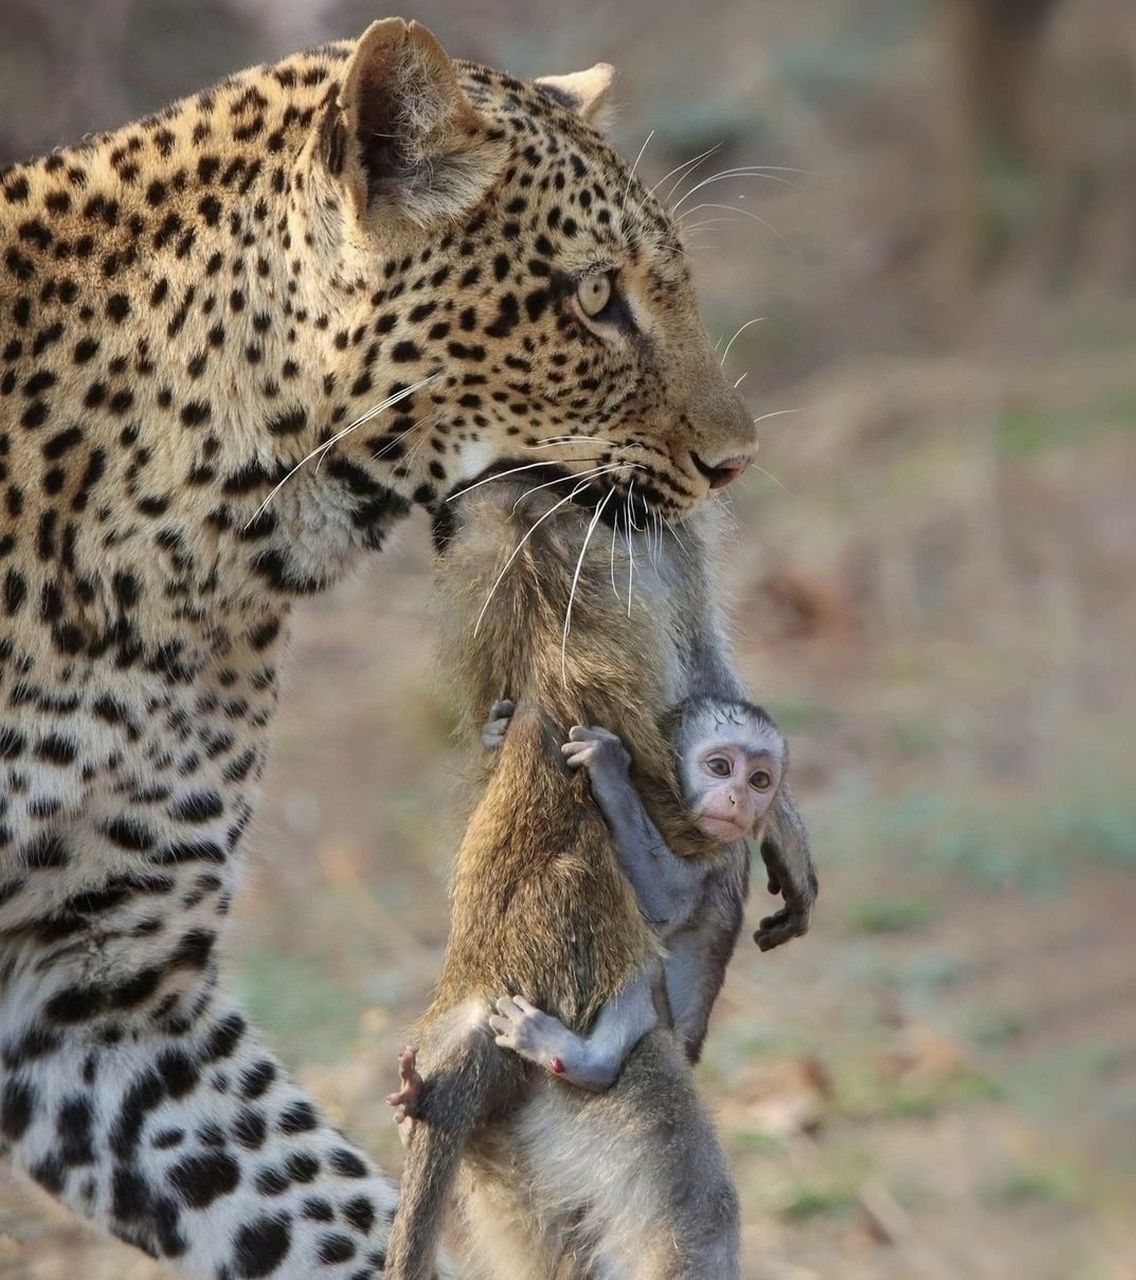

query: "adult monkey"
left=385, top=482, right=816, bottom=1280
left=0, top=17, right=759, bottom=1278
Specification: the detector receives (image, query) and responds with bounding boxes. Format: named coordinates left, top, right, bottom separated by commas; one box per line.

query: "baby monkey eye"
left=704, top=756, right=732, bottom=778
left=576, top=270, right=614, bottom=318
left=749, top=769, right=772, bottom=791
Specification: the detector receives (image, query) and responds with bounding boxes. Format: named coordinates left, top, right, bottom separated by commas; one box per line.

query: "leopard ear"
left=325, top=18, right=505, bottom=226
left=535, top=65, right=616, bottom=130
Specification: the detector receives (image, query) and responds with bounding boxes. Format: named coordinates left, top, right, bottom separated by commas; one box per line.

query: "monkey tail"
left=385, top=1047, right=503, bottom=1280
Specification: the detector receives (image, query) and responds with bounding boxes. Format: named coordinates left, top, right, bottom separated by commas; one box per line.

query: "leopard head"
left=290, top=18, right=757, bottom=527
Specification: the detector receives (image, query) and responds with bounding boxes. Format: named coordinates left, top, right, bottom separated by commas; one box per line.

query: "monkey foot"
left=386, top=1043, right=423, bottom=1139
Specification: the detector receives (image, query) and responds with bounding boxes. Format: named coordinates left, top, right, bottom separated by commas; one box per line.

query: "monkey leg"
left=451, top=1152, right=573, bottom=1280
left=509, top=1028, right=740, bottom=1280
left=0, top=929, right=459, bottom=1278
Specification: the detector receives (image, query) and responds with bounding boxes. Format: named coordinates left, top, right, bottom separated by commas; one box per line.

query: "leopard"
left=0, top=16, right=757, bottom=1279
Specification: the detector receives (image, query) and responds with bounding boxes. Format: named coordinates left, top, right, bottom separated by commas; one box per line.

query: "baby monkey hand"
left=561, top=724, right=632, bottom=785
left=752, top=835, right=816, bottom=952
left=480, top=698, right=515, bottom=749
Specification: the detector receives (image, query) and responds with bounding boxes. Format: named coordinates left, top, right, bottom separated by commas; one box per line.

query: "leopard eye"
left=576, top=271, right=613, bottom=318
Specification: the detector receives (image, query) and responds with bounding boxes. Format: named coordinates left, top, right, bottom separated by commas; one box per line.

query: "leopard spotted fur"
left=0, top=17, right=756, bottom=1278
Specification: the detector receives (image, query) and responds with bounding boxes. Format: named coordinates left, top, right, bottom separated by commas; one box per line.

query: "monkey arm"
left=489, top=966, right=660, bottom=1091
left=562, top=725, right=705, bottom=931
left=596, top=783, right=705, bottom=931
left=753, top=778, right=818, bottom=951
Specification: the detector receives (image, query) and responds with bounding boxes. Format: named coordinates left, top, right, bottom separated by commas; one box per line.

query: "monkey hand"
left=490, top=995, right=591, bottom=1086
left=753, top=867, right=817, bottom=952
left=754, top=904, right=808, bottom=951
left=385, top=1043, right=423, bottom=1147
left=561, top=724, right=632, bottom=784
left=480, top=698, right=516, bottom=749
left=753, top=824, right=817, bottom=951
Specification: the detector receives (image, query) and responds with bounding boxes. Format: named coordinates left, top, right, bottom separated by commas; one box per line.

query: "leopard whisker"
left=561, top=486, right=614, bottom=685
left=671, top=167, right=802, bottom=214
left=750, top=462, right=792, bottom=495
left=752, top=407, right=801, bottom=426
left=523, top=435, right=619, bottom=451
left=397, top=409, right=442, bottom=471
left=609, top=504, right=620, bottom=601
left=510, top=462, right=634, bottom=513
left=625, top=477, right=643, bottom=533
left=624, top=502, right=636, bottom=618
left=619, top=131, right=655, bottom=244
left=679, top=201, right=795, bottom=254
left=445, top=459, right=582, bottom=503
left=368, top=411, right=431, bottom=463
left=662, top=514, right=689, bottom=555
left=680, top=218, right=736, bottom=234
left=624, top=130, right=655, bottom=197
left=645, top=506, right=658, bottom=568
left=244, top=373, right=438, bottom=528
left=473, top=477, right=596, bottom=636
left=718, top=316, right=765, bottom=366
left=651, top=143, right=722, bottom=204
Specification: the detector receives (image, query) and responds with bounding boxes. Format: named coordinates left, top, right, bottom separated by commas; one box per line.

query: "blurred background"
left=1, top=0, right=1134, bottom=1275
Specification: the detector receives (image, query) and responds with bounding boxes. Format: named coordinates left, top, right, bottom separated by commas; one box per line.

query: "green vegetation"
left=998, top=391, right=1136, bottom=455
left=847, top=895, right=937, bottom=935
left=779, top=1181, right=860, bottom=1223
left=235, top=949, right=368, bottom=1063
left=871, top=780, right=1136, bottom=891
left=994, top=1163, right=1084, bottom=1208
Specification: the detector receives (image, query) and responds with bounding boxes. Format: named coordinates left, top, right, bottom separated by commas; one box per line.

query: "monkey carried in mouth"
left=384, top=481, right=816, bottom=1280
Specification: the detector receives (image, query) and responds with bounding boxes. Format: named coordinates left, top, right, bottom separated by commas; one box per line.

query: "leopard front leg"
left=0, top=906, right=457, bottom=1279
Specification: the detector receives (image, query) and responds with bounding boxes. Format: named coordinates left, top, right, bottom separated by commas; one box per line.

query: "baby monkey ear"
left=535, top=64, right=617, bottom=130
left=324, top=18, right=507, bottom=227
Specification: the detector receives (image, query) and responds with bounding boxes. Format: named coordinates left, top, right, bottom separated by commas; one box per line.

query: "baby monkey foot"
left=386, top=1043, right=423, bottom=1146
left=489, top=995, right=590, bottom=1086
left=560, top=724, right=631, bottom=782
left=481, top=698, right=516, bottom=749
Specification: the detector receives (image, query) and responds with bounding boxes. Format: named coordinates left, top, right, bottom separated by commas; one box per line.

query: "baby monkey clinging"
left=489, top=694, right=789, bottom=1091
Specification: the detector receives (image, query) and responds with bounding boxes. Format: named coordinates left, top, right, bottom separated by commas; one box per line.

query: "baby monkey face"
left=684, top=739, right=783, bottom=844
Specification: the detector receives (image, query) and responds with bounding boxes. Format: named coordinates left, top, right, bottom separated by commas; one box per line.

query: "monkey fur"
left=384, top=483, right=750, bottom=1280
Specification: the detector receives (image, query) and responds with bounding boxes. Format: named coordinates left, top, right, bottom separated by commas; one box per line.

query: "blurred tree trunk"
left=940, top=0, right=1062, bottom=279
left=0, top=0, right=133, bottom=164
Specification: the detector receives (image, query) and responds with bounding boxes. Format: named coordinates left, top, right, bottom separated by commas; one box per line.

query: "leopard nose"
left=690, top=451, right=754, bottom=491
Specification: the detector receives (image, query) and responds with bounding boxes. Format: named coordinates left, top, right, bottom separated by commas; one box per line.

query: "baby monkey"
left=488, top=694, right=787, bottom=1091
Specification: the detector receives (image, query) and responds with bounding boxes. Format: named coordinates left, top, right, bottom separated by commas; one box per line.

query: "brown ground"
left=2, top=0, right=1135, bottom=1276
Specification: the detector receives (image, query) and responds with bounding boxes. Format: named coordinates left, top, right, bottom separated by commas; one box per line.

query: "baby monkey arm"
left=488, top=966, right=661, bottom=1090
left=479, top=703, right=705, bottom=931
left=561, top=725, right=706, bottom=932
